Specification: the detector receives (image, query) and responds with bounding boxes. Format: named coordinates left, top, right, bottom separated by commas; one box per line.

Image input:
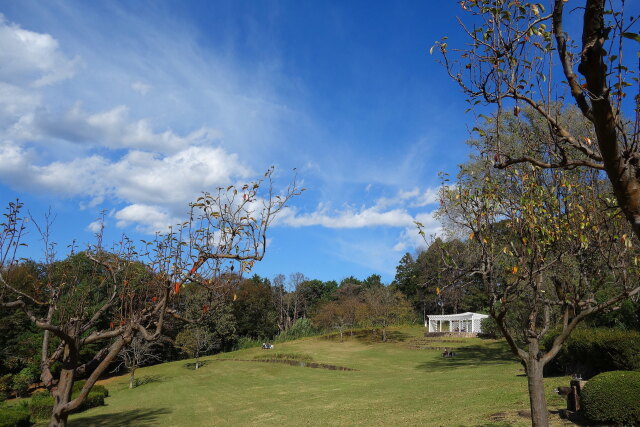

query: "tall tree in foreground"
left=438, top=0, right=639, bottom=238
left=430, top=116, right=640, bottom=426
left=0, top=168, right=302, bottom=427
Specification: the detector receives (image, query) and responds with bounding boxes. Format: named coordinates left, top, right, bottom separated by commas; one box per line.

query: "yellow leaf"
left=511, top=266, right=519, bottom=274
left=469, top=232, right=475, bottom=240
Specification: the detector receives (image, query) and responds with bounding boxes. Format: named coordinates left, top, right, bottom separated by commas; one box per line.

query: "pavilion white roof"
left=426, top=312, right=489, bottom=321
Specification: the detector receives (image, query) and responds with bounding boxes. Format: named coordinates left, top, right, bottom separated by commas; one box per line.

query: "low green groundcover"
left=581, top=370, right=640, bottom=426
left=0, top=403, right=30, bottom=427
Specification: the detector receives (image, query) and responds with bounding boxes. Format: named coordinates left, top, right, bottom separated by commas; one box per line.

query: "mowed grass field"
left=67, top=326, right=570, bottom=426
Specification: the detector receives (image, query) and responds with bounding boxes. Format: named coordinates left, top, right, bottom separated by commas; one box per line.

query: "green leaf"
left=621, top=32, right=640, bottom=43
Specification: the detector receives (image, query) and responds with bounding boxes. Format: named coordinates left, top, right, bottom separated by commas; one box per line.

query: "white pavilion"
left=426, top=312, right=489, bottom=334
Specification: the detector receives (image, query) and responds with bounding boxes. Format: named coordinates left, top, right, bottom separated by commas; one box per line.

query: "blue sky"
left=0, top=1, right=500, bottom=283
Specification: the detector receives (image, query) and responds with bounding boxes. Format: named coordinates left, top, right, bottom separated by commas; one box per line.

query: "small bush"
left=29, top=383, right=109, bottom=420
left=479, top=317, right=501, bottom=339
left=0, top=376, right=12, bottom=402
left=581, top=370, right=640, bottom=426
left=71, top=380, right=108, bottom=397
left=77, top=392, right=105, bottom=412
left=542, top=327, right=640, bottom=378
left=0, top=403, right=30, bottom=427
left=12, top=368, right=37, bottom=398
left=235, top=337, right=262, bottom=350
left=274, top=318, right=319, bottom=343
left=29, top=391, right=54, bottom=420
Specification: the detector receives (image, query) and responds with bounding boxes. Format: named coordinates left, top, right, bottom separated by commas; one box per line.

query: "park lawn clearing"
left=68, top=326, right=571, bottom=426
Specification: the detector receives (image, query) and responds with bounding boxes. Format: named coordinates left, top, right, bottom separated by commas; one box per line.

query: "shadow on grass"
left=183, top=361, right=208, bottom=370
left=323, top=329, right=411, bottom=344
left=69, top=408, right=171, bottom=426
left=133, top=375, right=163, bottom=387
left=416, top=341, right=518, bottom=371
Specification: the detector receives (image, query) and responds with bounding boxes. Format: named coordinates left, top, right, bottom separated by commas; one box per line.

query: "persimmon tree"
left=0, top=168, right=302, bottom=427
left=427, top=117, right=640, bottom=425
left=438, top=0, right=639, bottom=236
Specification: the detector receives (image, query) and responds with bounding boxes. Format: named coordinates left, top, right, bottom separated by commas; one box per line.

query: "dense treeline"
left=0, top=260, right=416, bottom=399
left=393, top=239, right=640, bottom=332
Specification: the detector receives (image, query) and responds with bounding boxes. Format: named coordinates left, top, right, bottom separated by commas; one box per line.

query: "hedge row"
left=581, top=371, right=640, bottom=426
left=29, top=381, right=109, bottom=421
left=542, top=327, right=640, bottom=378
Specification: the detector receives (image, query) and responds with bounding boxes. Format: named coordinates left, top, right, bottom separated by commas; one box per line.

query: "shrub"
left=29, top=391, right=54, bottom=420
left=479, top=317, right=501, bottom=339
left=12, top=368, right=37, bottom=398
left=581, top=370, right=640, bottom=426
left=0, top=376, right=12, bottom=402
left=542, top=327, right=640, bottom=378
left=235, top=337, right=262, bottom=350
left=29, top=383, right=108, bottom=420
left=77, top=392, right=105, bottom=412
left=0, top=402, right=30, bottom=427
left=71, top=380, right=109, bottom=397
left=274, top=318, right=319, bottom=343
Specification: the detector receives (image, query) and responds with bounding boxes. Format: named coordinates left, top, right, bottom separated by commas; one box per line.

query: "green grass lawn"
left=66, top=326, right=571, bottom=426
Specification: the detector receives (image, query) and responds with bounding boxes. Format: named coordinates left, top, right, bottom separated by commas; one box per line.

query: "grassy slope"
left=68, top=327, right=570, bottom=426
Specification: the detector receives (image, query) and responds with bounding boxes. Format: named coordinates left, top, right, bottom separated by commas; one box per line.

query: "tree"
left=272, top=274, right=287, bottom=332
left=232, top=275, right=278, bottom=339
left=175, top=327, right=214, bottom=370
left=439, top=0, right=640, bottom=240
left=312, top=301, right=350, bottom=341
left=298, top=279, right=338, bottom=318
left=115, top=336, right=162, bottom=389
left=432, top=123, right=640, bottom=426
left=358, top=287, right=414, bottom=342
left=0, top=168, right=302, bottom=427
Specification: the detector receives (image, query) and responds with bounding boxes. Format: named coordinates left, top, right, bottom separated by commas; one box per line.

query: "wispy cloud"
left=0, top=13, right=290, bottom=233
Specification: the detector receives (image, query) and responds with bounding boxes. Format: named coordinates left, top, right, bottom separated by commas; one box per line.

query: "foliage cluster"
left=273, top=318, right=319, bottom=343
left=542, top=328, right=640, bottom=378
left=29, top=383, right=108, bottom=421
left=581, top=371, right=640, bottom=426
left=0, top=402, right=30, bottom=427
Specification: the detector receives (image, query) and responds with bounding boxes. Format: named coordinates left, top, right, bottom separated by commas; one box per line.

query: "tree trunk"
left=526, top=354, right=549, bottom=426
left=382, top=327, right=387, bottom=342
left=129, top=367, right=136, bottom=389
left=48, top=368, right=74, bottom=427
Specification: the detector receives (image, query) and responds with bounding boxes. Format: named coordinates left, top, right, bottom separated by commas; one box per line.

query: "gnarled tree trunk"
left=525, top=341, right=549, bottom=427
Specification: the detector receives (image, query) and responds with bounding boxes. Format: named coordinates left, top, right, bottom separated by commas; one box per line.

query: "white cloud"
left=394, top=211, right=441, bottom=253
left=87, top=220, right=103, bottom=233
left=30, top=103, right=222, bottom=153
left=280, top=204, right=414, bottom=228
left=0, top=14, right=80, bottom=88
left=279, top=186, right=441, bottom=232
left=131, top=81, right=151, bottom=95
left=115, top=204, right=180, bottom=233
left=411, top=187, right=440, bottom=207
left=0, top=142, right=251, bottom=231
